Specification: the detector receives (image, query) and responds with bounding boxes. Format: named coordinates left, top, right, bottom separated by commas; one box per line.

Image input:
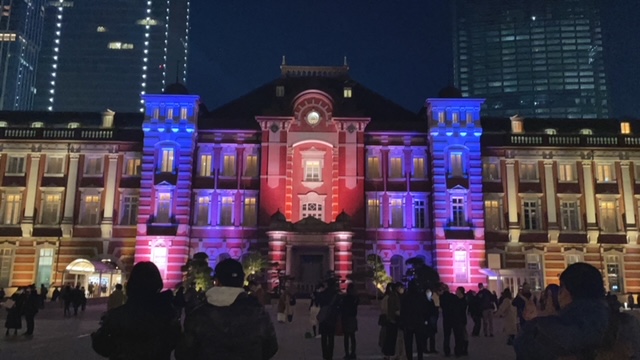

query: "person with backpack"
left=514, top=262, right=640, bottom=360
left=477, top=283, right=495, bottom=337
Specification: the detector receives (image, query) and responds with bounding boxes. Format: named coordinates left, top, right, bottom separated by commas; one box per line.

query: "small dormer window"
left=31, top=122, right=44, bottom=128
left=68, top=122, right=80, bottom=129
left=544, top=128, right=557, bottom=135
left=343, top=87, right=352, bottom=98
left=0, top=121, right=7, bottom=127
left=580, top=128, right=593, bottom=135
left=621, top=122, right=631, bottom=135
left=276, top=85, right=285, bottom=97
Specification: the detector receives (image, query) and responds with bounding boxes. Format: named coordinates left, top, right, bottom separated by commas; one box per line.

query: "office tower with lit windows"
left=0, top=0, right=45, bottom=111
left=33, top=0, right=190, bottom=113
left=453, top=0, right=609, bottom=118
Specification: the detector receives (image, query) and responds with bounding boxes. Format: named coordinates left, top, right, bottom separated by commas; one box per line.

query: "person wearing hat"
left=176, top=258, right=278, bottom=360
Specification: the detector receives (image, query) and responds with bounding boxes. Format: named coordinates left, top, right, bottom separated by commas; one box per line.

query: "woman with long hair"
left=539, top=283, right=561, bottom=316
left=495, top=288, right=517, bottom=345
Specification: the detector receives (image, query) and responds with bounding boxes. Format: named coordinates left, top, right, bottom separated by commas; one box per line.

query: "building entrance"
left=291, top=247, right=329, bottom=295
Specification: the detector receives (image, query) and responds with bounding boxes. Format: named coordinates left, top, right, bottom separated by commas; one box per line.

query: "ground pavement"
left=0, top=299, right=516, bottom=360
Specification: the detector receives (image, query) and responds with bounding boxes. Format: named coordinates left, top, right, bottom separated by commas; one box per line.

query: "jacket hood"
left=205, top=286, right=245, bottom=307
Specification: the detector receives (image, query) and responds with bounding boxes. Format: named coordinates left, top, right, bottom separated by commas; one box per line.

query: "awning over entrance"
left=65, top=259, right=119, bottom=274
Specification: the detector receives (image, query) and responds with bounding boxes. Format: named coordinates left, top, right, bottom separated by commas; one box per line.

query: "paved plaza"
left=0, top=299, right=516, bottom=360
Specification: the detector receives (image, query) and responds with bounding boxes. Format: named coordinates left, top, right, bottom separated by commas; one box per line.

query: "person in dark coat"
left=0, top=287, right=5, bottom=300
left=424, top=288, right=439, bottom=354
left=91, top=261, right=181, bottom=360
left=453, top=287, right=469, bottom=357
left=467, top=290, right=482, bottom=336
left=175, top=259, right=278, bottom=360
left=62, top=284, right=72, bottom=316
left=50, top=287, right=60, bottom=302
left=440, top=285, right=468, bottom=357
left=3, top=289, right=23, bottom=336
left=71, top=285, right=83, bottom=316
left=400, top=280, right=429, bottom=360
left=314, top=278, right=340, bottom=360
left=341, top=283, right=359, bottom=360
left=39, top=284, right=47, bottom=309
left=173, top=286, right=186, bottom=320
left=512, top=282, right=534, bottom=328
left=23, top=285, right=40, bottom=336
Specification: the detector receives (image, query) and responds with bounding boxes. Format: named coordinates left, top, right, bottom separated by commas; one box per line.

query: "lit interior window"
left=96, top=26, right=107, bottom=32
left=621, top=122, right=631, bottom=135
left=108, top=42, right=134, bottom=50
left=67, top=122, right=80, bottom=129
left=136, top=18, right=159, bottom=26
left=0, top=33, right=17, bottom=42
left=343, top=87, right=352, bottom=98
left=31, top=122, right=44, bottom=128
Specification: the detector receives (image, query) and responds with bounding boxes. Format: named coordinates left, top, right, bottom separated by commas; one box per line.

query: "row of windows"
left=366, top=156, right=426, bottom=179
left=197, top=153, right=258, bottom=178
left=2, top=154, right=141, bottom=177
left=366, top=197, right=427, bottom=229
left=0, top=248, right=53, bottom=288
left=482, top=160, right=625, bottom=183
left=192, top=195, right=257, bottom=227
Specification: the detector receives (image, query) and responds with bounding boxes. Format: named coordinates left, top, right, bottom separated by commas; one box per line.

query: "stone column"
left=543, top=160, right=559, bottom=242
left=505, top=159, right=520, bottom=242
left=582, top=160, right=599, bottom=244
left=61, top=153, right=80, bottom=237
left=21, top=153, right=42, bottom=237
left=101, top=154, right=119, bottom=238
left=620, top=162, right=638, bottom=243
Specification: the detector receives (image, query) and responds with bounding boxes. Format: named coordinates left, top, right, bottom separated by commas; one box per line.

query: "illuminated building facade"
left=0, top=0, right=45, bottom=111
left=33, top=0, right=190, bottom=113
left=0, top=64, right=638, bottom=297
left=453, top=0, right=609, bottom=119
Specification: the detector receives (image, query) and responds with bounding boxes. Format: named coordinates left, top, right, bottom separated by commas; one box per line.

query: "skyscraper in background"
left=34, top=0, right=190, bottom=113
left=0, top=0, right=45, bottom=111
left=453, top=0, right=609, bottom=119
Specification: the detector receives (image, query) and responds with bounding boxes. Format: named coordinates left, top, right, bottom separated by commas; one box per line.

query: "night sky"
left=188, top=1, right=639, bottom=118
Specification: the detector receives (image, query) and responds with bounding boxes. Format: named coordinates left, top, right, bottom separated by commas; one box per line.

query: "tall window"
left=454, top=250, right=469, bottom=283
left=412, top=157, right=425, bottom=178
left=605, top=255, right=622, bottom=293
left=520, top=163, right=538, bottom=181
left=6, top=156, right=25, bottom=175
left=301, top=202, right=323, bottom=220
left=45, top=156, right=64, bottom=175
left=160, top=148, right=174, bottom=173
left=222, top=154, right=236, bottom=177
left=243, top=197, right=257, bottom=226
left=451, top=197, right=466, bottom=227
left=36, top=248, right=54, bottom=287
left=484, top=199, right=504, bottom=231
left=245, top=155, right=258, bottom=177
left=389, top=156, right=403, bottom=178
left=449, top=152, right=463, bottom=177
left=80, top=194, right=100, bottom=225
left=560, top=200, right=581, bottom=231
left=304, top=160, right=321, bottom=182
left=390, top=255, right=404, bottom=282
left=84, top=157, right=103, bottom=176
left=156, top=193, right=172, bottom=223
left=120, top=195, right=138, bottom=225
left=367, top=156, right=380, bottom=178
left=599, top=199, right=619, bottom=233
left=124, top=158, right=141, bottom=176
left=413, top=199, right=426, bottom=228
left=558, top=163, right=577, bottom=182
left=522, top=199, right=541, bottom=230
left=151, top=246, right=168, bottom=278
left=565, top=254, right=583, bottom=266
left=199, top=154, right=212, bottom=177
left=2, top=193, right=21, bottom=225
left=0, top=248, right=12, bottom=287
left=483, top=159, right=500, bottom=181
left=596, top=163, right=616, bottom=183
left=525, top=253, right=543, bottom=291
left=219, top=196, right=234, bottom=225
left=367, top=198, right=380, bottom=227
left=180, top=107, right=188, bottom=120
left=390, top=198, right=403, bottom=228
left=195, top=195, right=211, bottom=226
left=40, top=193, right=61, bottom=225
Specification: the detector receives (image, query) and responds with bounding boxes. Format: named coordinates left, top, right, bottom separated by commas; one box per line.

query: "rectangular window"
left=245, top=155, right=258, bottom=177
left=449, top=152, right=463, bottom=177
left=80, top=195, right=100, bottom=225
left=151, top=247, right=168, bottom=278
left=606, top=256, right=622, bottom=293
left=523, top=199, right=541, bottom=230
left=40, top=193, right=61, bottom=225
left=558, top=163, right=577, bottom=182
left=124, top=158, right=141, bottom=176
left=304, top=160, right=321, bottom=182
left=2, top=193, right=21, bottom=225
left=596, top=163, right=616, bottom=182
left=390, top=198, right=403, bottom=228
left=219, top=196, right=234, bottom=225
left=412, top=157, right=425, bottom=178
left=451, top=197, right=466, bottom=227
left=483, top=159, right=500, bottom=181
left=36, top=248, right=54, bottom=287
left=222, top=155, right=236, bottom=177
left=560, top=200, right=581, bottom=231
left=343, top=87, right=352, bottom=98
left=199, top=154, right=212, bottom=177
left=454, top=250, right=469, bottom=283
left=180, top=107, right=188, bottom=120
left=156, top=193, right=172, bottom=223
left=599, top=200, right=619, bottom=233
left=413, top=199, right=426, bottom=228
left=526, top=254, right=541, bottom=270
left=301, top=202, right=323, bottom=221
left=367, top=198, right=380, bottom=227
left=120, top=195, right=138, bottom=225
left=389, top=157, right=403, bottom=178
left=520, top=163, right=538, bottom=181
left=0, top=248, right=13, bottom=287
left=6, top=156, right=25, bottom=175
left=195, top=195, right=211, bottom=226
left=45, top=156, right=64, bottom=175
left=160, top=148, right=174, bottom=173
left=484, top=199, right=504, bottom=231
left=367, top=157, right=380, bottom=178
left=84, top=157, right=103, bottom=176
left=566, top=254, right=582, bottom=266
left=243, top=197, right=257, bottom=226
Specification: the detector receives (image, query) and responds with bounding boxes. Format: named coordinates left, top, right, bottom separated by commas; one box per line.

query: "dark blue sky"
left=188, top=1, right=639, bottom=118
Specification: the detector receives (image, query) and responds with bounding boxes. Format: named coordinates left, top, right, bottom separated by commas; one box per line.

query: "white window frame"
left=453, top=248, right=469, bottom=283
left=155, top=190, right=173, bottom=224
left=451, top=196, right=467, bottom=227
left=598, top=197, right=621, bottom=233
left=523, top=251, right=544, bottom=291
left=604, top=253, right=623, bottom=293
left=412, top=155, right=426, bottom=179
left=596, top=163, right=616, bottom=183
left=221, top=152, right=236, bottom=177
left=519, top=162, right=539, bottom=182
left=79, top=190, right=102, bottom=226
left=298, top=192, right=326, bottom=222
left=448, top=151, right=464, bottom=177
left=39, top=189, right=63, bottom=225
left=304, top=160, right=322, bottom=182
left=159, top=147, right=175, bottom=173
left=84, top=156, right=104, bottom=177
left=244, top=153, right=259, bottom=178
left=123, top=156, right=142, bottom=177
left=559, top=199, right=582, bottom=231
left=194, top=193, right=211, bottom=226
left=522, top=197, right=542, bottom=230
left=389, top=153, right=403, bottom=179
left=219, top=194, right=235, bottom=226
left=366, top=149, right=381, bottom=179
left=5, top=155, right=26, bottom=175
left=0, top=247, right=14, bottom=288
left=366, top=195, right=381, bottom=228
left=558, top=162, right=577, bottom=182
left=243, top=195, right=257, bottom=227
left=484, top=197, right=504, bottom=231
left=35, top=247, right=54, bottom=287
left=482, top=158, right=500, bottom=181
left=45, top=155, right=65, bottom=176
left=413, top=197, right=426, bottom=229
left=199, top=153, right=212, bottom=177
left=119, top=192, right=139, bottom=226
left=563, top=250, right=584, bottom=267
left=300, top=147, right=325, bottom=187
left=1, top=189, right=23, bottom=225
left=389, top=197, right=404, bottom=228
